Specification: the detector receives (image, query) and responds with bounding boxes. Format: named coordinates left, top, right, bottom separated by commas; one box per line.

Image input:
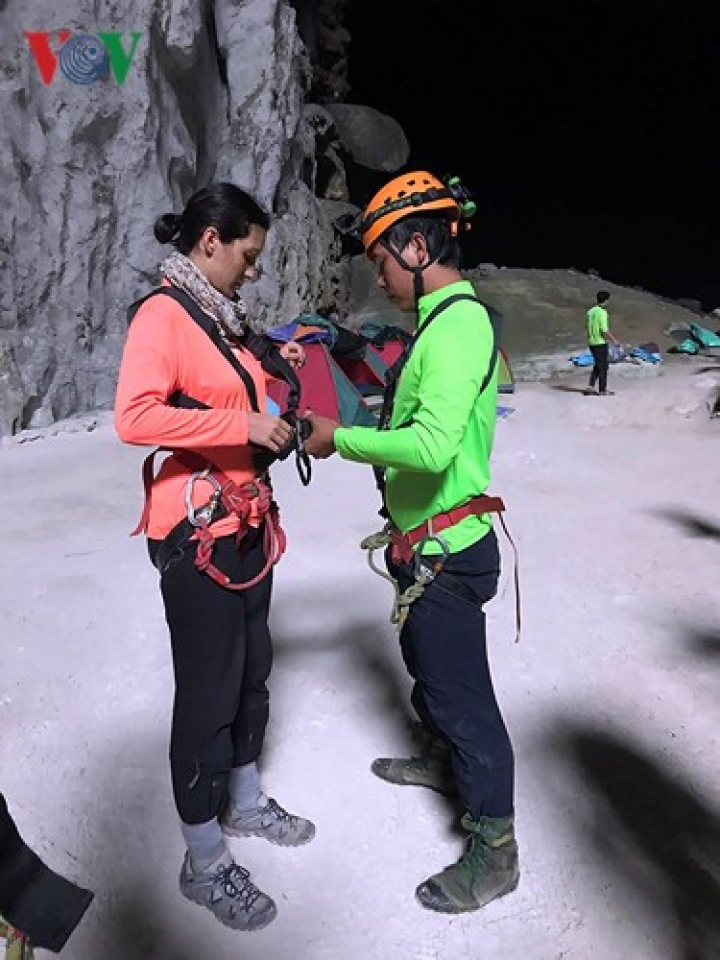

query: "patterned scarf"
left=160, top=251, right=248, bottom=343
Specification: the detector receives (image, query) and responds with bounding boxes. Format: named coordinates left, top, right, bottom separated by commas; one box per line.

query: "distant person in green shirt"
left=304, top=172, right=519, bottom=915
left=585, top=290, right=620, bottom=395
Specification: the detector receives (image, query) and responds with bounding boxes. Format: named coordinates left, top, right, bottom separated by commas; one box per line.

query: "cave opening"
left=345, top=0, right=720, bottom=308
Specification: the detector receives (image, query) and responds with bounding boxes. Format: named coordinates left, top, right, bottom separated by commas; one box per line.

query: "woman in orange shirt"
left=115, top=183, right=313, bottom=932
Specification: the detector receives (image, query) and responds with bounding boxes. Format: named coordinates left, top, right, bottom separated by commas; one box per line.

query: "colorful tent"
left=330, top=334, right=391, bottom=396
left=266, top=311, right=515, bottom=420
left=358, top=321, right=410, bottom=373
left=497, top=347, right=515, bottom=394
left=265, top=332, right=377, bottom=427
left=360, top=316, right=515, bottom=394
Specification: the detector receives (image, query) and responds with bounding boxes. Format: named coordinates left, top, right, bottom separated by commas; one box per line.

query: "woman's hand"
left=278, top=342, right=306, bottom=369
left=247, top=412, right=294, bottom=452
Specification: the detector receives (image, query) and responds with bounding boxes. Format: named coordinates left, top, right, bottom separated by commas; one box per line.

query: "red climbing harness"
left=389, top=494, right=507, bottom=564
left=131, top=448, right=286, bottom=591
left=388, top=493, right=522, bottom=642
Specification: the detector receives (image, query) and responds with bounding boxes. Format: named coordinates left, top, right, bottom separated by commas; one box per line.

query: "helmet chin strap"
left=379, top=241, right=431, bottom=305
left=380, top=234, right=454, bottom=307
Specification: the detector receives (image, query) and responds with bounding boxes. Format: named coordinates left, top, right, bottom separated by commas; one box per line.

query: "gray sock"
left=181, top=818, right=226, bottom=872
left=228, top=761, right=267, bottom=814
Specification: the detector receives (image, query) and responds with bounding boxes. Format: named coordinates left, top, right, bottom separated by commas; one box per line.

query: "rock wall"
left=0, top=0, right=354, bottom=435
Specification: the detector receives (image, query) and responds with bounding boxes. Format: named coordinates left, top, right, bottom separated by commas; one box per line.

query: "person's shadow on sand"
left=549, top=383, right=592, bottom=394
left=652, top=506, right=720, bottom=541
left=545, top=721, right=720, bottom=960
left=272, top=598, right=466, bottom=834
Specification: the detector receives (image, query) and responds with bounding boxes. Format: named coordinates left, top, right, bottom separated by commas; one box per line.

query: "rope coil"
left=360, top=527, right=429, bottom=630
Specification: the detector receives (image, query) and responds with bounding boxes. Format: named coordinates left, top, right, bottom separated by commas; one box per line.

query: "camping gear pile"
left=571, top=342, right=663, bottom=368
left=667, top=322, right=720, bottom=356
left=571, top=319, right=720, bottom=366
left=266, top=314, right=515, bottom=426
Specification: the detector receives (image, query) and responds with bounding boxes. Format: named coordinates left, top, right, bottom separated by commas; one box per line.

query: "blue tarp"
left=571, top=351, right=595, bottom=367
left=628, top=347, right=662, bottom=363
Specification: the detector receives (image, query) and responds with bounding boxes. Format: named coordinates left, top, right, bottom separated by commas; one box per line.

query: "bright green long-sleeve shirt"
left=334, top=280, right=498, bottom=555
left=587, top=305, right=609, bottom=346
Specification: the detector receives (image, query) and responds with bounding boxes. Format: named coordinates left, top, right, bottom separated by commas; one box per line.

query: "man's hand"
left=304, top=410, right=339, bottom=459
left=278, top=342, right=306, bottom=369
left=247, top=412, right=294, bottom=452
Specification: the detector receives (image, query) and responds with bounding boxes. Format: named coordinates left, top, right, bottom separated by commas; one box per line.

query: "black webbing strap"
left=127, top=286, right=261, bottom=412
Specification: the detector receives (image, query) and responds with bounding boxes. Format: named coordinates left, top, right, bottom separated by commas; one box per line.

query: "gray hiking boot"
left=371, top=725, right=458, bottom=796
left=222, top=798, right=315, bottom=847
left=416, top=813, right=519, bottom=914
left=179, top=850, right=277, bottom=931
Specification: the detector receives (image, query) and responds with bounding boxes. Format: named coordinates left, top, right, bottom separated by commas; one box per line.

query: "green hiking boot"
left=416, top=813, right=519, bottom=913
left=371, top=725, right=457, bottom=796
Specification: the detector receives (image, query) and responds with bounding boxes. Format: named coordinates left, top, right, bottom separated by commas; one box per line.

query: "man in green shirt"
left=305, top=171, right=519, bottom=914
left=585, top=290, right=620, bottom=395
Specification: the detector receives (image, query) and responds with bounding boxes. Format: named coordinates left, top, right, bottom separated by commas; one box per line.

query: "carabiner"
left=185, top=469, right=224, bottom=527
left=412, top=534, right=450, bottom=585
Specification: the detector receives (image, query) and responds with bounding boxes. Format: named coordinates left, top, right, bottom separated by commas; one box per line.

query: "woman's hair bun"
left=154, top=212, right=183, bottom=244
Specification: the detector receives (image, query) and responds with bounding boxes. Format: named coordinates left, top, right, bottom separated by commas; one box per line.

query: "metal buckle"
left=185, top=469, right=223, bottom=527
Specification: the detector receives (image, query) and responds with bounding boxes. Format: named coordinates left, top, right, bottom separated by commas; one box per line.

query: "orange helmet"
left=359, top=171, right=472, bottom=252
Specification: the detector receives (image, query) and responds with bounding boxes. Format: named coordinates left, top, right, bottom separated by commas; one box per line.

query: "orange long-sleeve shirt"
left=114, top=288, right=271, bottom=540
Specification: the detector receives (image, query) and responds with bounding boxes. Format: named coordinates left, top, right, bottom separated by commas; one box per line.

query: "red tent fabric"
left=269, top=340, right=338, bottom=419
left=334, top=342, right=389, bottom=391
left=267, top=342, right=377, bottom=426
left=369, top=339, right=404, bottom=368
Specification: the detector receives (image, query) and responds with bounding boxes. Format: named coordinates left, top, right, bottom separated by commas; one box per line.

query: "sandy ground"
left=2, top=358, right=720, bottom=960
